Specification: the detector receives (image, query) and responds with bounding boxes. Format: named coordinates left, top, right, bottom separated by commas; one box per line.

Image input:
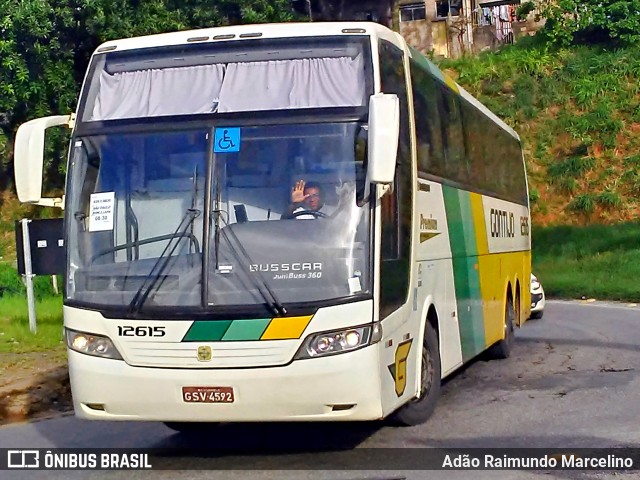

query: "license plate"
left=182, top=386, right=235, bottom=403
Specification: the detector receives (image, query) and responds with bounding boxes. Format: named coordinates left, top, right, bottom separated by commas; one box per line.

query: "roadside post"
left=20, top=219, right=37, bottom=333
left=15, top=218, right=65, bottom=334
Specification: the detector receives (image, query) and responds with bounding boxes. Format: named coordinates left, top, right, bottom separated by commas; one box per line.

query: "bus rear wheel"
left=488, top=294, right=515, bottom=359
left=391, top=323, right=441, bottom=426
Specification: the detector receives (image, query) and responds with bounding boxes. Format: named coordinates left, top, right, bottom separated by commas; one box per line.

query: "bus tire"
left=163, top=422, right=218, bottom=434
left=391, top=323, right=441, bottom=426
left=487, top=293, right=515, bottom=359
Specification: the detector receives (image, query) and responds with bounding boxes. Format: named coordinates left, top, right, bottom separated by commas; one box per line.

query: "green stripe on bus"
left=443, top=186, right=486, bottom=361
left=458, top=189, right=478, bottom=256
left=183, top=320, right=232, bottom=342
left=221, top=318, right=271, bottom=341
left=443, top=186, right=467, bottom=256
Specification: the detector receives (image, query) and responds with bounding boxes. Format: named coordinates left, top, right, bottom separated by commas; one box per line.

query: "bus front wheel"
left=391, top=323, right=441, bottom=426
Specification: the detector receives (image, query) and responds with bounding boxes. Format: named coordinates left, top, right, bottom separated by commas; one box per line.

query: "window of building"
left=436, top=0, right=462, bottom=18
left=400, top=3, right=426, bottom=22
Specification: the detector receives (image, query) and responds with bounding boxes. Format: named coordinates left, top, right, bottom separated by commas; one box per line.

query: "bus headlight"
left=65, top=328, right=123, bottom=360
left=294, top=323, right=382, bottom=360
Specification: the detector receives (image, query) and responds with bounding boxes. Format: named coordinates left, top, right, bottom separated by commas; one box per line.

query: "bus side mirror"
left=14, top=114, right=74, bottom=208
left=366, top=93, right=399, bottom=187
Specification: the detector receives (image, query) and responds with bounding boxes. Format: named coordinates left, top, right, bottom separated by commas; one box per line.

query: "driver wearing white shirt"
left=283, top=180, right=327, bottom=219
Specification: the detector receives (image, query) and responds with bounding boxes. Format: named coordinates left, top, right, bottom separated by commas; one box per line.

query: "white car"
left=530, top=273, right=545, bottom=319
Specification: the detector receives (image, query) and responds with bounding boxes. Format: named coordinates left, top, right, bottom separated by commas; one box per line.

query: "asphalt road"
left=2, top=300, right=640, bottom=479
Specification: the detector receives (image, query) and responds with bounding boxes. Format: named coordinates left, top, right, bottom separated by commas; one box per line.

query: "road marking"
left=547, top=300, right=640, bottom=312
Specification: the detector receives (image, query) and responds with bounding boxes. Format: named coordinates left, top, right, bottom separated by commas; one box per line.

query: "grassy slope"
left=440, top=39, right=640, bottom=300
left=533, top=222, right=640, bottom=301
left=440, top=38, right=640, bottom=226
left=0, top=295, right=64, bottom=354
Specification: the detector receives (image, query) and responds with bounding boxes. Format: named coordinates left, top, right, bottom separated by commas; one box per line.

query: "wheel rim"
left=505, top=298, right=515, bottom=343
left=415, top=343, right=433, bottom=401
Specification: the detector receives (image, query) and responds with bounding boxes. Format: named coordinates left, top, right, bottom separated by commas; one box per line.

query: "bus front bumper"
left=69, top=345, right=384, bottom=422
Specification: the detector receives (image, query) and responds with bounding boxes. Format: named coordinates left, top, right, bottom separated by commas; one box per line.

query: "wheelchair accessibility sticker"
left=214, top=127, right=241, bottom=153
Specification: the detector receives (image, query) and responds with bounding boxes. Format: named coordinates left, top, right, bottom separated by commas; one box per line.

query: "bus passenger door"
left=378, top=177, right=418, bottom=416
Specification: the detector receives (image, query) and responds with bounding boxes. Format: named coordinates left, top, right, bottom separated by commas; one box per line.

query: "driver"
left=283, top=180, right=327, bottom=219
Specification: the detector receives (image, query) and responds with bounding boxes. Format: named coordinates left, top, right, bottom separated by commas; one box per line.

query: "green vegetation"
left=0, top=295, right=64, bottom=354
left=441, top=37, right=640, bottom=225
left=515, top=1, right=536, bottom=21
left=540, top=0, right=640, bottom=46
left=0, top=262, right=63, bottom=299
left=533, top=222, right=640, bottom=301
left=0, top=261, right=64, bottom=354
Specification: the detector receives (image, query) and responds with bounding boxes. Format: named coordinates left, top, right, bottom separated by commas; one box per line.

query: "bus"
left=14, top=21, right=530, bottom=428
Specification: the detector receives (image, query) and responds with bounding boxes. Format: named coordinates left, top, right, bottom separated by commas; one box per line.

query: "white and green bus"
left=14, top=21, right=530, bottom=428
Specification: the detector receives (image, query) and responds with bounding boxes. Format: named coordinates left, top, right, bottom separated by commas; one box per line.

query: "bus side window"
left=461, top=99, right=487, bottom=190
left=410, top=59, right=445, bottom=178
left=378, top=40, right=412, bottom=319
left=438, top=86, right=469, bottom=184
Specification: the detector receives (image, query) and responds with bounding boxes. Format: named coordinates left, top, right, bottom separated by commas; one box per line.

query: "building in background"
left=292, top=0, right=544, bottom=58
left=400, top=0, right=545, bottom=57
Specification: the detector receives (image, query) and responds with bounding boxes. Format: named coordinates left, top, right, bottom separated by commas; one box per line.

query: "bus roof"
left=93, top=21, right=518, bottom=142
left=93, top=21, right=403, bottom=55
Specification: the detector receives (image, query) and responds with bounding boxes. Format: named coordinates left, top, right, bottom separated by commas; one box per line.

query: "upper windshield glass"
left=79, top=36, right=371, bottom=122
left=66, top=122, right=371, bottom=313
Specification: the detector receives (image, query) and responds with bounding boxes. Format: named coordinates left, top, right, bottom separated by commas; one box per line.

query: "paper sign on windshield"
left=89, top=192, right=115, bottom=232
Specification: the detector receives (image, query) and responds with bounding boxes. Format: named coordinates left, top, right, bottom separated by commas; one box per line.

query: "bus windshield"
left=79, top=36, right=371, bottom=122
left=66, top=122, right=371, bottom=314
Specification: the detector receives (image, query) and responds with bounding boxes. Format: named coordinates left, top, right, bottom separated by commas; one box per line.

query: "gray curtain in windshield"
left=91, top=64, right=225, bottom=120
left=89, top=57, right=364, bottom=120
left=217, top=56, right=365, bottom=112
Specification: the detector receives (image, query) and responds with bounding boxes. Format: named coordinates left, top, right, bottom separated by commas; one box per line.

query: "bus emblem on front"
left=197, top=346, right=212, bottom=362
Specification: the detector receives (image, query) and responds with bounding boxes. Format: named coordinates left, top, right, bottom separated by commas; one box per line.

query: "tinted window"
left=378, top=40, right=412, bottom=319
left=460, top=99, right=526, bottom=204
left=439, top=86, right=468, bottom=184
left=410, top=54, right=526, bottom=206
left=410, top=58, right=446, bottom=178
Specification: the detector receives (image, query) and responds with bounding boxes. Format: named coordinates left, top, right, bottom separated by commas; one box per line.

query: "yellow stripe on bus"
left=443, top=75, right=460, bottom=94
left=478, top=250, right=530, bottom=347
left=470, top=193, right=489, bottom=256
left=260, top=315, right=313, bottom=340
left=469, top=193, right=500, bottom=346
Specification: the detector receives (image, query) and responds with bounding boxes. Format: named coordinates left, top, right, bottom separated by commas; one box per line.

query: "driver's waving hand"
left=283, top=180, right=327, bottom=219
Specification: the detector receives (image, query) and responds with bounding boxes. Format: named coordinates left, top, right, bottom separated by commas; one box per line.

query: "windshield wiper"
left=216, top=215, right=287, bottom=317
left=127, top=208, right=201, bottom=315
left=207, top=146, right=285, bottom=316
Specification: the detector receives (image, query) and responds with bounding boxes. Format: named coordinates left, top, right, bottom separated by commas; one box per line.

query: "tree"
left=540, top=0, right=640, bottom=46
left=296, top=0, right=397, bottom=28
left=0, top=0, right=293, bottom=191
